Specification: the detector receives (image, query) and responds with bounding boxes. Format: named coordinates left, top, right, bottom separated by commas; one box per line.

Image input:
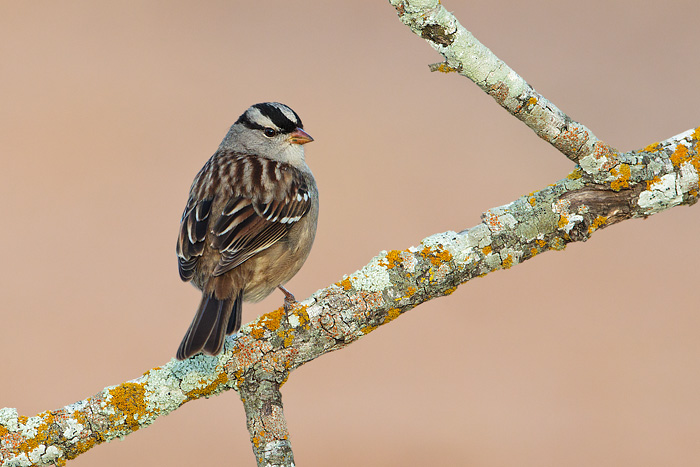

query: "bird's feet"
left=278, top=285, right=297, bottom=313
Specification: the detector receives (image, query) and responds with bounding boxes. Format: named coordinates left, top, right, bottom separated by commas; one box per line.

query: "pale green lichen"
left=579, top=153, right=609, bottom=174
left=0, top=407, right=19, bottom=431
left=344, top=253, right=393, bottom=292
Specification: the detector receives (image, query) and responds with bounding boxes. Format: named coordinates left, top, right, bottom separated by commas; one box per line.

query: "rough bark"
left=1, top=1, right=698, bottom=466
left=391, top=0, right=618, bottom=167
left=1, top=125, right=696, bottom=467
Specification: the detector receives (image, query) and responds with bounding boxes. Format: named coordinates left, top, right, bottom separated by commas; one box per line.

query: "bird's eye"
left=263, top=127, right=277, bottom=137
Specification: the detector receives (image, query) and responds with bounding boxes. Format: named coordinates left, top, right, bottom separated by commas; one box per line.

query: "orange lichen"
left=588, top=216, right=607, bottom=234
left=643, top=142, right=661, bottom=152
left=672, top=144, right=700, bottom=173
left=420, top=246, right=432, bottom=260
left=420, top=245, right=452, bottom=266
left=1, top=431, right=21, bottom=452
left=549, top=237, right=567, bottom=250
left=360, top=324, right=378, bottom=334
left=290, top=306, right=310, bottom=329
left=592, top=141, right=616, bottom=160
left=557, top=125, right=590, bottom=153
left=108, top=383, right=147, bottom=431
left=566, top=167, right=583, bottom=180
left=249, top=326, right=265, bottom=339
left=528, top=196, right=536, bottom=206
left=443, top=286, right=457, bottom=295
left=436, top=248, right=452, bottom=263
left=692, top=126, right=700, bottom=142
left=502, top=255, right=513, bottom=269
left=530, top=247, right=538, bottom=257
left=537, top=239, right=546, bottom=248
left=337, top=277, right=352, bottom=290
left=72, top=410, right=99, bottom=447
left=278, top=372, right=291, bottom=388
left=488, top=82, right=509, bottom=104
left=557, top=214, right=569, bottom=229
left=481, top=245, right=492, bottom=255
left=385, top=250, right=404, bottom=269
left=646, top=176, right=662, bottom=190
left=70, top=435, right=98, bottom=459
left=383, top=308, right=401, bottom=324
left=527, top=96, right=537, bottom=106
left=610, top=163, right=631, bottom=191
left=378, top=249, right=407, bottom=269
left=670, top=144, right=689, bottom=167
left=249, top=308, right=286, bottom=339
left=230, top=368, right=246, bottom=388
left=406, top=286, right=416, bottom=297
left=434, top=63, right=458, bottom=73
left=185, top=372, right=229, bottom=401
left=6, top=411, right=55, bottom=455
left=482, top=211, right=502, bottom=231
left=668, top=143, right=700, bottom=173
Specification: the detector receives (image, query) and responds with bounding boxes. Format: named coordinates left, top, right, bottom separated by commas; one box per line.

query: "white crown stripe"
left=246, top=107, right=276, bottom=129
left=278, top=105, right=299, bottom=125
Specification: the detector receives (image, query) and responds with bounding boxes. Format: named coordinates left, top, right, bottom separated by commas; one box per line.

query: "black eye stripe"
left=237, top=116, right=265, bottom=131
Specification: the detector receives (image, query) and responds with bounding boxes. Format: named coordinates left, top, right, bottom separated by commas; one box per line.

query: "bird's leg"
left=278, top=285, right=297, bottom=313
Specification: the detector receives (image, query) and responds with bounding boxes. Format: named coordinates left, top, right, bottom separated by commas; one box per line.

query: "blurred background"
left=1, top=1, right=699, bottom=465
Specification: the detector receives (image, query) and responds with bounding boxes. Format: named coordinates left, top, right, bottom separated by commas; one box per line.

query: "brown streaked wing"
left=210, top=197, right=289, bottom=276
left=209, top=163, right=312, bottom=277
left=177, top=197, right=213, bottom=281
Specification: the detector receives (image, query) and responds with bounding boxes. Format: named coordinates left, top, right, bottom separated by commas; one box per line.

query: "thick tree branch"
left=2, top=2, right=698, bottom=466
left=240, top=380, right=294, bottom=466
left=390, top=0, right=619, bottom=169
left=2, top=125, right=697, bottom=466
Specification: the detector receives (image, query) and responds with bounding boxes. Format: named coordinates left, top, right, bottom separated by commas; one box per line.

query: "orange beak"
left=288, top=128, right=314, bottom=145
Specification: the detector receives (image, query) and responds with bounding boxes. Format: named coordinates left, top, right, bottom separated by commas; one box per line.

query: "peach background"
left=2, top=1, right=699, bottom=466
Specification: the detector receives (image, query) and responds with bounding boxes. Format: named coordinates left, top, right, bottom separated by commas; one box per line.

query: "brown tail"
left=176, top=291, right=243, bottom=360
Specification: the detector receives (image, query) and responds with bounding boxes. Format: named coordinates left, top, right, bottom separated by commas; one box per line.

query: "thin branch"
left=390, top=0, right=619, bottom=168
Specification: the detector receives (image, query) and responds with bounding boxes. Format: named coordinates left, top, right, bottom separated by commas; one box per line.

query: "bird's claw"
left=279, top=285, right=297, bottom=313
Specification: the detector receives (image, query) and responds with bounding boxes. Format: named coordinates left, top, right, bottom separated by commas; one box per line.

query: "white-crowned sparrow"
left=175, top=102, right=318, bottom=360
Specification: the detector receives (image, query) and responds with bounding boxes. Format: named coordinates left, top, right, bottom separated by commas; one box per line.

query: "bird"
left=175, top=102, right=318, bottom=360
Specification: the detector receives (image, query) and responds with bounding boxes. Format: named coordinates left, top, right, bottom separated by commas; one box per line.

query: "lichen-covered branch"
left=239, top=380, right=294, bottom=467
left=2, top=121, right=697, bottom=466
left=1, top=2, right=698, bottom=465
left=390, top=0, right=618, bottom=167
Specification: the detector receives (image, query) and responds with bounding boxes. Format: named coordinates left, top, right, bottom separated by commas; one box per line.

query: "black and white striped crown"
left=236, top=102, right=303, bottom=134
